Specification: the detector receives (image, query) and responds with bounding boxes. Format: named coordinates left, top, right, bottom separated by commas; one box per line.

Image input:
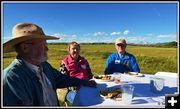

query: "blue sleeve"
left=104, top=55, right=114, bottom=74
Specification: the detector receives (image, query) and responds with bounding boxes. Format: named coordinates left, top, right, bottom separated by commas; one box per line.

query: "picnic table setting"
left=72, top=72, right=178, bottom=107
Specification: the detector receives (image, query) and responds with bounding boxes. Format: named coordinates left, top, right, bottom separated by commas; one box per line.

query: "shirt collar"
left=21, top=58, right=40, bottom=74
left=116, top=51, right=129, bottom=59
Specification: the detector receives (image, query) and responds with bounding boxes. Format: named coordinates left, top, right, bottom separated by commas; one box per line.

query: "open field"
left=2, top=43, right=178, bottom=106
left=3, top=43, right=178, bottom=74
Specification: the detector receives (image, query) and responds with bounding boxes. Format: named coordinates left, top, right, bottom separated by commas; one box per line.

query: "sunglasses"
left=116, top=44, right=125, bottom=47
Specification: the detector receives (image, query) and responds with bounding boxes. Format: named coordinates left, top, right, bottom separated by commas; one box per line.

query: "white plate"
left=128, top=72, right=145, bottom=77
left=128, top=72, right=138, bottom=75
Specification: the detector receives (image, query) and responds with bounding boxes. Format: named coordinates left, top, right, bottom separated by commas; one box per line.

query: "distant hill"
left=155, top=41, right=177, bottom=48
left=128, top=41, right=177, bottom=48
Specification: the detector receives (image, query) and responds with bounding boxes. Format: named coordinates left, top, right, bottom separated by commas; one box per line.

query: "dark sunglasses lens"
left=117, top=44, right=124, bottom=47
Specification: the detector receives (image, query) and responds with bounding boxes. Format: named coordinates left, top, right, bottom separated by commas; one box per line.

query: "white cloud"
left=83, top=32, right=108, bottom=36
left=110, top=32, right=121, bottom=36
left=157, top=34, right=176, bottom=38
left=71, top=34, right=77, bottom=38
left=50, top=33, right=77, bottom=42
left=93, top=32, right=108, bottom=36
left=146, top=33, right=154, bottom=36
left=52, top=33, right=61, bottom=37
left=123, top=30, right=130, bottom=35
left=51, top=33, right=77, bottom=38
left=83, top=33, right=92, bottom=36
left=125, top=33, right=177, bottom=44
left=49, top=32, right=177, bottom=44
left=127, top=36, right=146, bottom=44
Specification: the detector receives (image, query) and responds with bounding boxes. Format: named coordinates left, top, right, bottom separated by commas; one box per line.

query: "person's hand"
left=87, top=80, right=97, bottom=88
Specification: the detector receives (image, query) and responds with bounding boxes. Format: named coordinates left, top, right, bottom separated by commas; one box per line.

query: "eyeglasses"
left=117, top=44, right=125, bottom=47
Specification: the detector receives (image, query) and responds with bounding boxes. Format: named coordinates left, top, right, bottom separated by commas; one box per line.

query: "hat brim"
left=3, top=35, right=59, bottom=53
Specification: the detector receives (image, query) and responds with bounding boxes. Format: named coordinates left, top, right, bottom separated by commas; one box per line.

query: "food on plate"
left=114, top=78, right=121, bottom=84
left=94, top=75, right=114, bottom=81
left=102, top=75, right=110, bottom=80
left=100, top=88, right=122, bottom=100
left=93, top=75, right=103, bottom=79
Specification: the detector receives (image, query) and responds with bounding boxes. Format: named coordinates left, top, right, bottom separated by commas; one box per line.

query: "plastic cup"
left=121, top=84, right=134, bottom=105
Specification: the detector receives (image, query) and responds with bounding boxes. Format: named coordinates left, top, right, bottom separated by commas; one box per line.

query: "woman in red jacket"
left=59, top=41, right=93, bottom=105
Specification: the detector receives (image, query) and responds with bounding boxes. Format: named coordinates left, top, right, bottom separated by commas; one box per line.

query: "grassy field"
left=2, top=43, right=178, bottom=106
left=3, top=43, right=177, bottom=74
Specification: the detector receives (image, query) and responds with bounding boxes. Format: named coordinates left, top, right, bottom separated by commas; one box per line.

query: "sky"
left=2, top=1, right=178, bottom=44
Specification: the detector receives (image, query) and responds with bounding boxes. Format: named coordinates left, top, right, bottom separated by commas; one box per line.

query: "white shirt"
left=22, top=59, right=58, bottom=106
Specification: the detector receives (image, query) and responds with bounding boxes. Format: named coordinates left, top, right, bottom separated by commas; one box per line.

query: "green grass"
left=3, top=44, right=177, bottom=74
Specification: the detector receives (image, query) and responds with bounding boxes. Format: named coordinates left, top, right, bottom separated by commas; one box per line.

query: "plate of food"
left=94, top=75, right=114, bottom=82
left=128, top=72, right=145, bottom=77
left=99, top=87, right=123, bottom=101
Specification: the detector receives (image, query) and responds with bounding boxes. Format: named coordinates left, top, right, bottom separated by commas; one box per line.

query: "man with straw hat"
left=104, top=37, right=140, bottom=74
left=3, top=23, right=96, bottom=106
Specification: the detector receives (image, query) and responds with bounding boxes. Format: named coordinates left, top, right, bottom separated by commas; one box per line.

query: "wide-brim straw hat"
left=3, top=23, right=59, bottom=53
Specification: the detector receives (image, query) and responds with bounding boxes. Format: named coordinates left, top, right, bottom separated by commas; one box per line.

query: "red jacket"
left=63, top=55, right=91, bottom=80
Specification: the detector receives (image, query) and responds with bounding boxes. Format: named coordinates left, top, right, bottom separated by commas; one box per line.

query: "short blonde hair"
left=67, top=41, right=80, bottom=52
